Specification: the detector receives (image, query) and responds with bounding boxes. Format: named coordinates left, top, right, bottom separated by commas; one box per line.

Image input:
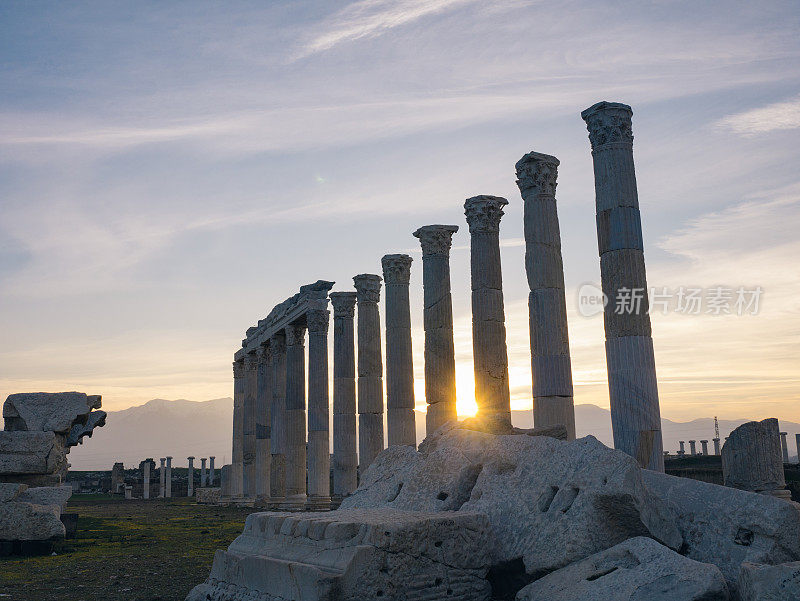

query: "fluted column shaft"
left=307, top=302, right=331, bottom=507
left=208, top=456, right=215, bottom=486
left=582, top=101, right=664, bottom=472
left=382, top=254, right=416, bottom=447
left=464, top=196, right=511, bottom=423
left=269, top=333, right=287, bottom=502
left=242, top=353, right=259, bottom=497
left=200, top=458, right=207, bottom=487
left=330, top=292, right=358, bottom=499
left=187, top=457, right=195, bottom=496
left=142, top=461, right=150, bottom=500
left=254, top=346, right=272, bottom=500
left=781, top=432, right=789, bottom=463
left=689, top=440, right=697, bottom=456
left=354, top=274, right=384, bottom=471
left=284, top=323, right=307, bottom=506
left=413, top=225, right=459, bottom=436
left=159, top=457, right=166, bottom=498
left=231, top=361, right=245, bottom=496
left=515, top=153, right=576, bottom=439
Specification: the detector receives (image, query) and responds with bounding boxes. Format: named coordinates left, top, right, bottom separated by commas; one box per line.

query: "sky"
left=1, top=0, right=799, bottom=423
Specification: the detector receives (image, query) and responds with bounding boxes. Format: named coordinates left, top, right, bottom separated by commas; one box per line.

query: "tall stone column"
left=242, top=352, right=259, bottom=498
left=781, top=432, right=789, bottom=463
left=208, top=456, right=215, bottom=486
left=796, top=434, right=800, bottom=464
left=330, top=292, right=358, bottom=500
left=165, top=456, right=173, bottom=498
left=269, top=333, right=287, bottom=503
left=284, top=323, right=307, bottom=508
left=689, top=440, right=697, bottom=456
left=159, top=457, right=166, bottom=498
left=200, top=458, right=207, bottom=487
left=678, top=441, right=685, bottom=455
left=382, top=254, right=416, bottom=448
left=354, top=274, right=385, bottom=471
left=464, top=195, right=511, bottom=423
left=254, top=346, right=272, bottom=501
left=307, top=301, right=331, bottom=509
left=231, top=361, right=245, bottom=496
left=412, top=225, right=459, bottom=436
left=700, top=441, right=708, bottom=456
left=713, top=438, right=721, bottom=456
left=582, top=101, right=664, bottom=472
left=187, top=456, right=195, bottom=497
left=142, top=461, right=150, bottom=500
left=515, top=152, right=576, bottom=439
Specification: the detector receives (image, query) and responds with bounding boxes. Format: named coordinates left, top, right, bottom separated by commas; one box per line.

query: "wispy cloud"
left=716, top=94, right=800, bottom=136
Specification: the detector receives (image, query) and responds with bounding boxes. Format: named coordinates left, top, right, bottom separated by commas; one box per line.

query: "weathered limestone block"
left=0, top=483, right=27, bottom=502
left=66, top=409, right=106, bottom=447
left=186, top=508, right=494, bottom=601
left=343, top=427, right=681, bottom=578
left=0, top=431, right=67, bottom=475
left=0, top=501, right=65, bottom=541
left=17, top=485, right=72, bottom=512
left=642, top=469, right=800, bottom=591
left=196, top=487, right=222, bottom=505
left=3, top=392, right=101, bottom=433
left=737, top=561, right=800, bottom=601
left=516, top=537, right=729, bottom=601
left=722, top=418, right=788, bottom=497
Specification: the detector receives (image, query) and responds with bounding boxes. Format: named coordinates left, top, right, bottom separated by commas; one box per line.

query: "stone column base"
left=305, top=496, right=331, bottom=511
left=762, top=489, right=793, bottom=501
left=277, top=494, right=307, bottom=511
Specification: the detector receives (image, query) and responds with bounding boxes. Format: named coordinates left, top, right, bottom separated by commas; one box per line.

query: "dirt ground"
left=0, top=496, right=253, bottom=601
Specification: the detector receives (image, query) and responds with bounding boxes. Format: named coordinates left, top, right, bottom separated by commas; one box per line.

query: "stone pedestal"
left=354, top=274, right=385, bottom=472
left=413, top=225, right=459, bottom=437
left=382, top=254, right=416, bottom=448
left=582, top=101, right=664, bottom=472
left=515, top=152, right=576, bottom=439
left=142, top=461, right=150, bottom=500
left=200, top=458, right=207, bottom=488
left=307, top=302, right=331, bottom=510
left=165, top=456, right=172, bottom=498
left=159, top=457, right=166, bottom=498
left=231, top=361, right=245, bottom=497
left=330, top=292, right=358, bottom=501
left=208, top=456, right=215, bottom=486
left=254, top=347, right=272, bottom=501
left=464, top=195, right=511, bottom=423
left=269, top=333, right=287, bottom=504
left=187, top=456, right=195, bottom=497
left=722, top=418, right=790, bottom=499
left=243, top=353, right=259, bottom=498
left=284, top=324, right=307, bottom=509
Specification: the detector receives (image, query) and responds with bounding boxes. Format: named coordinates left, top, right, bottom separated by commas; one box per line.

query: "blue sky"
left=1, top=0, right=799, bottom=420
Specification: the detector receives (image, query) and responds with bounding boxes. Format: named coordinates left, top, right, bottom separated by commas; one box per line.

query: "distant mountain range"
left=66, top=397, right=800, bottom=470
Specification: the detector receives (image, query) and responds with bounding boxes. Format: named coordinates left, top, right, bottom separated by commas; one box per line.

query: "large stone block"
left=642, top=469, right=800, bottom=592
left=186, top=508, right=494, bottom=601
left=343, top=428, right=681, bottom=578
left=17, top=485, right=72, bottom=512
left=0, top=483, right=27, bottom=502
left=3, top=392, right=101, bottom=433
left=0, top=501, right=65, bottom=541
left=0, top=431, right=66, bottom=475
left=600, top=249, right=651, bottom=338
left=516, top=537, right=729, bottom=601
left=722, top=418, right=786, bottom=494
left=737, top=561, right=800, bottom=601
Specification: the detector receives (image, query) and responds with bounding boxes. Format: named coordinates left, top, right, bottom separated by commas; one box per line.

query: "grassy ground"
left=0, top=497, right=253, bottom=601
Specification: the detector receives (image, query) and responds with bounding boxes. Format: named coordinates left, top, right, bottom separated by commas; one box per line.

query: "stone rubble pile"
left=0, top=391, right=106, bottom=555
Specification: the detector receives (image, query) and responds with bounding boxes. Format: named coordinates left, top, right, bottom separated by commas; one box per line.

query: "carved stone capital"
left=285, top=323, right=306, bottom=346
left=515, top=151, right=559, bottom=198
left=306, top=308, right=330, bottom=333
left=244, top=353, right=259, bottom=371
left=269, top=332, right=286, bottom=355
left=232, top=360, right=244, bottom=379
left=581, top=101, right=633, bottom=150
left=329, top=291, right=357, bottom=318
left=464, top=195, right=508, bottom=233
left=353, top=274, right=382, bottom=303
left=256, top=345, right=271, bottom=363
left=381, top=254, right=412, bottom=284
left=413, top=224, right=459, bottom=257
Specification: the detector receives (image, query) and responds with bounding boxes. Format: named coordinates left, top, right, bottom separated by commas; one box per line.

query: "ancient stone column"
left=412, top=225, right=459, bottom=436
left=254, top=346, right=272, bottom=501
left=307, top=300, right=331, bottom=509
left=269, top=332, right=287, bottom=504
left=200, top=458, right=207, bottom=487
left=582, top=101, right=664, bottom=472
left=209, top=456, right=215, bottom=486
left=165, top=456, right=173, bottom=498
left=159, top=457, right=166, bottom=498
left=242, top=352, right=259, bottom=498
left=678, top=441, right=685, bottom=455
left=700, top=441, right=708, bottom=456
left=142, top=461, right=150, bottom=500
left=284, top=323, right=307, bottom=508
left=231, top=361, right=245, bottom=497
left=722, top=418, right=790, bottom=500
left=780, top=432, right=789, bottom=463
left=796, top=434, right=800, bottom=464
left=382, top=254, right=416, bottom=448
left=464, top=195, right=511, bottom=423
left=713, top=438, right=721, bottom=456
left=689, top=440, right=697, bottom=456
left=330, top=291, right=358, bottom=500
left=515, top=152, right=576, bottom=440
left=187, top=456, right=195, bottom=497
left=354, top=274, right=385, bottom=471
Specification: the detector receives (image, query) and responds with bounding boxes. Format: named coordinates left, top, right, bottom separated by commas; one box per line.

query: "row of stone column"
left=139, top=456, right=215, bottom=499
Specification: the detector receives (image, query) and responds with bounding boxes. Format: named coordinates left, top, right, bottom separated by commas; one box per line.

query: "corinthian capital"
left=515, top=151, right=559, bottom=198
left=329, top=291, right=357, bottom=318
left=306, top=308, right=330, bottom=333
left=244, top=352, right=259, bottom=371
left=285, top=323, right=306, bottom=346
left=232, top=360, right=244, bottom=378
left=353, top=274, right=382, bottom=303
left=412, top=224, right=459, bottom=257
left=256, top=345, right=271, bottom=364
left=464, top=195, right=508, bottom=233
left=269, top=332, right=286, bottom=355
left=381, top=254, right=413, bottom=285
left=581, top=101, right=634, bottom=150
